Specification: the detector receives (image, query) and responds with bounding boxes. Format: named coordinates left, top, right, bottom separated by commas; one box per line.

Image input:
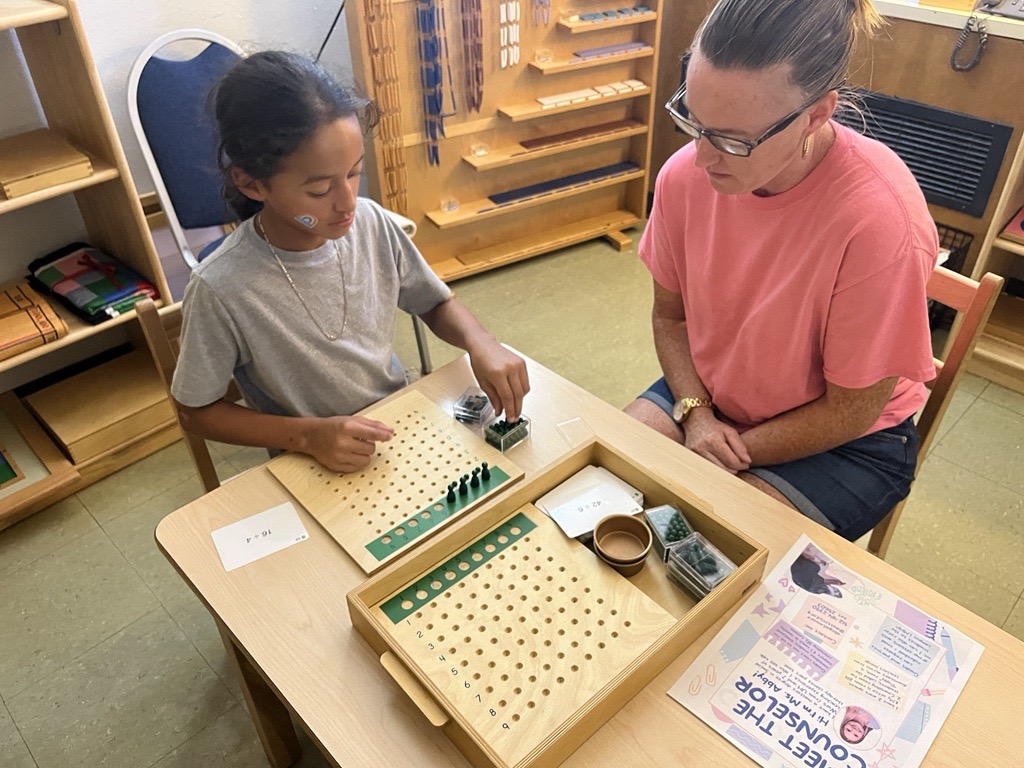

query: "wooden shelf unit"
left=992, top=235, right=1024, bottom=258
left=968, top=125, right=1024, bottom=394
left=528, top=47, right=653, bottom=75
left=557, top=11, right=657, bottom=34
left=0, top=0, right=176, bottom=531
left=346, top=0, right=663, bottom=281
left=461, top=121, right=647, bottom=171
left=0, top=0, right=67, bottom=31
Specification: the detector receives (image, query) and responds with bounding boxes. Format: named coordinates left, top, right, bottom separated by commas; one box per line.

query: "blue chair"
left=127, top=31, right=433, bottom=371
left=128, top=30, right=243, bottom=269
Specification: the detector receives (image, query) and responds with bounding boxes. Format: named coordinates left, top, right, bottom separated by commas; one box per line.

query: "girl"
left=626, top=0, right=936, bottom=540
left=171, top=51, right=529, bottom=474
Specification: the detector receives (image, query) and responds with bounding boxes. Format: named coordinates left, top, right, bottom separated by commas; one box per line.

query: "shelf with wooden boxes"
left=0, top=0, right=177, bottom=529
left=345, top=0, right=663, bottom=283
left=967, top=134, right=1024, bottom=394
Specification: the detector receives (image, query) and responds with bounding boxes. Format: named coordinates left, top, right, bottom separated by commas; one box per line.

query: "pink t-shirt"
left=640, top=122, right=937, bottom=435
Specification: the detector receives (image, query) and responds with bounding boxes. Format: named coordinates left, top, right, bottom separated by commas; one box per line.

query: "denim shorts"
left=638, top=377, right=919, bottom=541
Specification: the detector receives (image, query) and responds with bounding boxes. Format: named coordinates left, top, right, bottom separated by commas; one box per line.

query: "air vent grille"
left=836, top=92, right=1011, bottom=218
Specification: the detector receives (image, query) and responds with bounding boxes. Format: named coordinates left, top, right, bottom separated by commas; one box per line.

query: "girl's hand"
left=683, top=409, right=751, bottom=474
left=306, top=415, right=394, bottom=473
left=466, top=339, right=530, bottom=421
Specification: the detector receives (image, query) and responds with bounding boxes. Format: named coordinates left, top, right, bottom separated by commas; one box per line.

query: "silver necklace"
left=256, top=214, right=347, bottom=340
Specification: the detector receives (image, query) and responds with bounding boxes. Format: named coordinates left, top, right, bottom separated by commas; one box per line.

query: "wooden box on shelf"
left=349, top=437, right=767, bottom=768
left=23, top=349, right=176, bottom=464
left=0, top=128, right=92, bottom=199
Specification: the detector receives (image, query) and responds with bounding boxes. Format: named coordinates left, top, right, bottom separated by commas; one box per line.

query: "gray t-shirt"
left=171, top=198, right=451, bottom=418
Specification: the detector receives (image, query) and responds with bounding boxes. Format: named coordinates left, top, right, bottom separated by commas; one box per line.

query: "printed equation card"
left=670, top=535, right=983, bottom=768
left=212, top=502, right=309, bottom=572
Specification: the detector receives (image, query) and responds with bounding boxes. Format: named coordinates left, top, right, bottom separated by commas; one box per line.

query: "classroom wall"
left=0, top=0, right=354, bottom=275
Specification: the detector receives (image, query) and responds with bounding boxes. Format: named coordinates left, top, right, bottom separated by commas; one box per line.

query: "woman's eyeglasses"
left=665, top=83, right=811, bottom=158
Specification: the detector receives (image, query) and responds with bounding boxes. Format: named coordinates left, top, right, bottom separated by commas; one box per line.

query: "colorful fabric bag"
left=29, top=242, right=159, bottom=325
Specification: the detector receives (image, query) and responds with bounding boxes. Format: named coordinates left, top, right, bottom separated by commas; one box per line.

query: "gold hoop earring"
left=802, top=135, right=811, bottom=159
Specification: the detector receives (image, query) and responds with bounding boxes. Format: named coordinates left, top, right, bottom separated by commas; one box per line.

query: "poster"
left=670, top=535, right=984, bottom=768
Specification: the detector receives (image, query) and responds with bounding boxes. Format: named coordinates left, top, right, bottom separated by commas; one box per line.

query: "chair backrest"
left=135, top=298, right=221, bottom=493
left=128, top=30, right=243, bottom=268
left=916, top=266, right=1003, bottom=457
left=868, top=266, right=1003, bottom=558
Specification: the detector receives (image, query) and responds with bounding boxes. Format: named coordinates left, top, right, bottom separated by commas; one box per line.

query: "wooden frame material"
left=345, top=0, right=664, bottom=282
left=350, top=437, right=767, bottom=768
left=868, top=266, right=1003, bottom=559
left=0, top=0, right=181, bottom=525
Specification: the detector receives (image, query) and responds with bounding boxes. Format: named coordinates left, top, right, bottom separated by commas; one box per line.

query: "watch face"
left=672, top=400, right=685, bottom=423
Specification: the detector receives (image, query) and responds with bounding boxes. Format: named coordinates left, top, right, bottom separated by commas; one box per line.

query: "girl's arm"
left=418, top=297, right=530, bottom=421
left=175, top=399, right=394, bottom=474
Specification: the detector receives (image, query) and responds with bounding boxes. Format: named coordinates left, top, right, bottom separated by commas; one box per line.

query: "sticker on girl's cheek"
left=295, top=214, right=318, bottom=228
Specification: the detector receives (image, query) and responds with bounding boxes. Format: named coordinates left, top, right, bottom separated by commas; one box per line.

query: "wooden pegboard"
left=350, top=438, right=771, bottom=768
left=268, top=390, right=524, bottom=574
left=375, top=503, right=675, bottom=766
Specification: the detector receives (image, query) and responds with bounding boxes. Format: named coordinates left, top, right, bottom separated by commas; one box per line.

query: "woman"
left=626, top=0, right=937, bottom=540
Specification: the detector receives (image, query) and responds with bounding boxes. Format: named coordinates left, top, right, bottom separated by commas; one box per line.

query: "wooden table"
left=156, top=356, right=1024, bottom=767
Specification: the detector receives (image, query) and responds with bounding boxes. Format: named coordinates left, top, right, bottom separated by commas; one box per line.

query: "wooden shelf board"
left=425, top=169, right=645, bottom=229
left=0, top=299, right=164, bottom=375
left=969, top=331, right=1024, bottom=395
left=432, top=210, right=641, bottom=282
left=986, top=292, right=1024, bottom=346
left=993, top=235, right=1024, bottom=258
left=498, top=87, right=650, bottom=123
left=461, top=123, right=647, bottom=171
left=401, top=116, right=499, bottom=149
left=0, top=0, right=66, bottom=31
left=557, top=12, right=658, bottom=33
left=529, top=48, right=654, bottom=75
left=0, top=156, right=119, bottom=215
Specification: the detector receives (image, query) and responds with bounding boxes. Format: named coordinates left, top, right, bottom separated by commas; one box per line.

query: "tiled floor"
left=1, top=233, right=1022, bottom=767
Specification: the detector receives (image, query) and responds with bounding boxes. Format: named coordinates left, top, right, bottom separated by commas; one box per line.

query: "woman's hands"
left=305, top=415, right=395, bottom=473
left=683, top=408, right=751, bottom=473
left=467, top=337, right=530, bottom=421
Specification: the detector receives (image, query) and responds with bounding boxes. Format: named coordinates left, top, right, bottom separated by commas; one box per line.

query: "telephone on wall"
left=977, top=0, right=1024, bottom=19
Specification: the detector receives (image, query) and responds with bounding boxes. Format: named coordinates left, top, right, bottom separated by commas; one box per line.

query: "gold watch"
left=672, top=397, right=712, bottom=424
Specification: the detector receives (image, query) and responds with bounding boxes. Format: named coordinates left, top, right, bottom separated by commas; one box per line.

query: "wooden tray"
left=269, top=390, right=525, bottom=574
left=349, top=438, right=768, bottom=768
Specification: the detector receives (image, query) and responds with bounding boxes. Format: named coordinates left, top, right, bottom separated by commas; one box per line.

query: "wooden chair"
left=135, top=298, right=221, bottom=493
left=867, top=266, right=1004, bottom=559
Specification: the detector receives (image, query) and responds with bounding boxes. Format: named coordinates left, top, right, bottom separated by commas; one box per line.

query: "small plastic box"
left=667, top=532, right=737, bottom=597
left=643, top=504, right=694, bottom=562
left=484, top=416, right=530, bottom=451
left=454, top=387, right=494, bottom=424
